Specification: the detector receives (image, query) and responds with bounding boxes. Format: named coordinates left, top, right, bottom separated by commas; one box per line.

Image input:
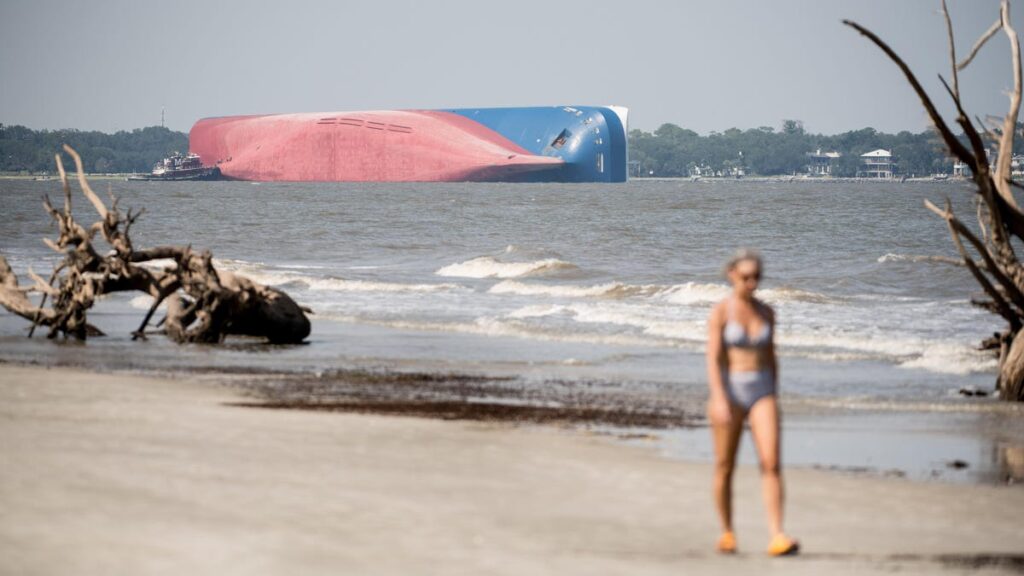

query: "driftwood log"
left=0, top=145, right=311, bottom=344
left=845, top=0, right=1023, bottom=401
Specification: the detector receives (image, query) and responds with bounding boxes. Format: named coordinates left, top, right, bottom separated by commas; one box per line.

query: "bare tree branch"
left=941, top=0, right=960, bottom=100
left=62, top=144, right=109, bottom=220
left=994, top=0, right=1022, bottom=210
left=843, top=19, right=976, bottom=169
left=978, top=198, right=990, bottom=245
left=925, top=199, right=1024, bottom=317
left=28, top=264, right=63, bottom=338
left=54, top=153, right=70, bottom=213
left=856, top=2, right=1024, bottom=399
left=958, top=18, right=1003, bottom=71
left=26, top=267, right=59, bottom=296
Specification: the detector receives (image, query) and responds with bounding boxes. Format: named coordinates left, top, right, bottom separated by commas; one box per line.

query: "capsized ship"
left=188, top=106, right=628, bottom=182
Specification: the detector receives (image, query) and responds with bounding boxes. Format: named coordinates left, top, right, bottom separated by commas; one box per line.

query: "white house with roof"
left=860, top=149, right=893, bottom=178
left=1013, top=154, right=1024, bottom=176
left=953, top=160, right=968, bottom=177
left=806, top=149, right=841, bottom=176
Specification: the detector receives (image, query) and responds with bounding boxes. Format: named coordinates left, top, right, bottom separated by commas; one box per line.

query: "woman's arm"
left=765, top=303, right=779, bottom=385
left=706, top=303, right=731, bottom=424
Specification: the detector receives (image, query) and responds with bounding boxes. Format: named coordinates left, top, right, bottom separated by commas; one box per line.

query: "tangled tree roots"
left=0, top=145, right=311, bottom=344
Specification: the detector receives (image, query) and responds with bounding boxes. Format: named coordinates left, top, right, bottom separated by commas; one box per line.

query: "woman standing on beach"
left=705, top=250, right=799, bottom=556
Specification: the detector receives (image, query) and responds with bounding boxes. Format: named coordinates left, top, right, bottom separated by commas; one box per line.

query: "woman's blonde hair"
left=724, top=248, right=763, bottom=276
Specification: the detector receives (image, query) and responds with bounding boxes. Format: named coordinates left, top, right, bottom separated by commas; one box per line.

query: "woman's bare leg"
left=710, top=402, right=745, bottom=532
left=748, top=395, right=783, bottom=536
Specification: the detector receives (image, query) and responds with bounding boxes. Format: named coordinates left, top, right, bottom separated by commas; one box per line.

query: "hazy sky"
left=1, top=0, right=1021, bottom=135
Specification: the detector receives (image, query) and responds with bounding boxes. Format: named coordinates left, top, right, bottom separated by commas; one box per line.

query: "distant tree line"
left=3, top=120, right=1017, bottom=178
left=0, top=125, right=188, bottom=174
left=628, top=120, right=1024, bottom=178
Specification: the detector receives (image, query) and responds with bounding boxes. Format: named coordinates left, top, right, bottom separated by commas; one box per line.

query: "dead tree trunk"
left=0, top=145, right=311, bottom=344
left=845, top=0, right=1024, bottom=401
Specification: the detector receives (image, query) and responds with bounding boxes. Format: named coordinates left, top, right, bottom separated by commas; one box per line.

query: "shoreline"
left=2, top=363, right=1023, bottom=575
left=2, top=352, right=1021, bottom=486
left=632, top=175, right=973, bottom=183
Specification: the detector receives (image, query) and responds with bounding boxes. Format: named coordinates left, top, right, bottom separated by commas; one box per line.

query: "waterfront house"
left=979, top=148, right=1024, bottom=176
left=953, top=160, right=968, bottom=178
left=688, top=163, right=715, bottom=178
left=806, top=149, right=841, bottom=176
left=860, top=149, right=894, bottom=178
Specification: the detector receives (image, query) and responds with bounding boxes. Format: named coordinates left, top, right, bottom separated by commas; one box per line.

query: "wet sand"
left=1, top=364, right=1023, bottom=575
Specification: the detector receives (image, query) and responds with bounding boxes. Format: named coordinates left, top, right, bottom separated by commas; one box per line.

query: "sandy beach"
left=1, top=364, right=1022, bottom=576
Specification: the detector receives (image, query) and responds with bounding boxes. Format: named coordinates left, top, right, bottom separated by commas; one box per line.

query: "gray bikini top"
left=722, top=298, right=772, bottom=349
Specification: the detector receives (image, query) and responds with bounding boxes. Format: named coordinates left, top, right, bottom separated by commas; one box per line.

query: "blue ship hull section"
left=445, top=106, right=628, bottom=182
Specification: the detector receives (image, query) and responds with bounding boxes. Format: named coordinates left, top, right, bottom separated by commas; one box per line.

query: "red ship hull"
left=189, top=110, right=565, bottom=182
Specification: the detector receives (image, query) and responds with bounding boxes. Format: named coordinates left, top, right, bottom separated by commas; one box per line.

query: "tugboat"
left=128, top=152, right=220, bottom=181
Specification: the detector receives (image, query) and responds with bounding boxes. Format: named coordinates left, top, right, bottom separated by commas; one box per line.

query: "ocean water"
left=5, top=177, right=1024, bottom=483
left=0, top=178, right=1001, bottom=396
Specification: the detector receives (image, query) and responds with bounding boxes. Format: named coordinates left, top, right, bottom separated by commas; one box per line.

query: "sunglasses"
left=739, top=272, right=761, bottom=282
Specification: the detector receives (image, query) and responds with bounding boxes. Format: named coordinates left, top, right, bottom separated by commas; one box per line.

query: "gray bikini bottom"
left=724, top=369, right=776, bottom=411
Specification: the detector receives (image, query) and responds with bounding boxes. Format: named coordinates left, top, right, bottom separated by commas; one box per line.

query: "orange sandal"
left=716, top=531, right=737, bottom=554
left=767, top=534, right=800, bottom=557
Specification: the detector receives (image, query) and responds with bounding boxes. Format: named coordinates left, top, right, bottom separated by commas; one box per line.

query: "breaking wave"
left=896, top=345, right=997, bottom=375
left=212, top=261, right=465, bottom=294
left=490, top=280, right=656, bottom=299
left=254, top=273, right=462, bottom=294
left=779, top=332, right=995, bottom=375
left=496, top=299, right=993, bottom=375
left=212, top=257, right=263, bottom=270
left=435, top=257, right=577, bottom=279
left=129, top=295, right=164, bottom=310
left=505, top=304, right=571, bottom=319
left=167, top=256, right=991, bottom=377
left=489, top=280, right=832, bottom=305
left=877, top=253, right=962, bottom=265
left=318, top=313, right=667, bottom=349
left=656, top=282, right=731, bottom=305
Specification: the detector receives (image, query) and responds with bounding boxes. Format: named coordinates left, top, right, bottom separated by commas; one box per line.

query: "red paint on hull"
left=188, top=111, right=563, bottom=182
